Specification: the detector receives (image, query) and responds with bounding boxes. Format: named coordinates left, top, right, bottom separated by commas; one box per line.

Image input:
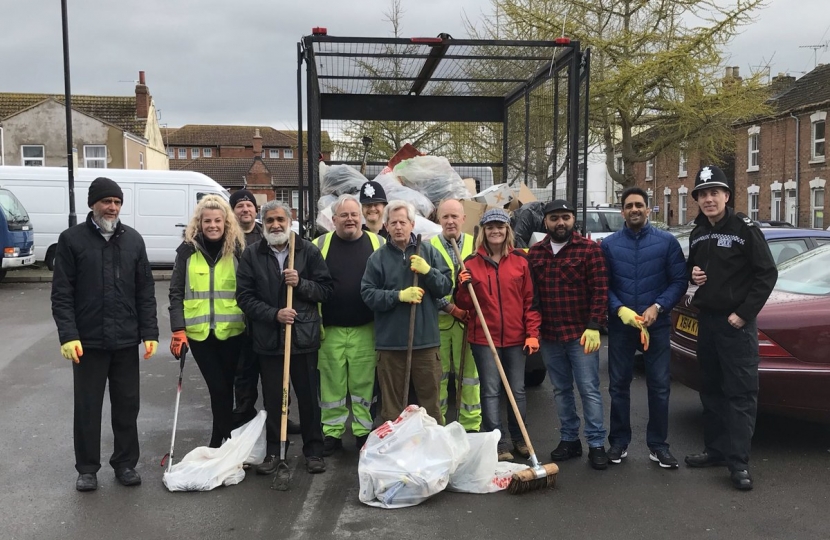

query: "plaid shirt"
left=527, top=232, right=608, bottom=343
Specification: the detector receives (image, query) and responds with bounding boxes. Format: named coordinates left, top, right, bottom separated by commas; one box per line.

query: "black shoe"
left=685, top=452, right=728, bottom=468
left=355, top=434, right=368, bottom=451
left=731, top=469, right=753, bottom=491
left=607, top=445, right=628, bottom=464
left=649, top=448, right=679, bottom=469
left=114, top=467, right=141, bottom=486
left=287, top=419, right=302, bottom=435
left=306, top=456, right=326, bottom=474
left=588, top=446, right=608, bottom=470
left=257, top=454, right=279, bottom=475
left=322, top=436, right=343, bottom=457
left=550, top=439, right=583, bottom=461
left=76, top=473, right=97, bottom=492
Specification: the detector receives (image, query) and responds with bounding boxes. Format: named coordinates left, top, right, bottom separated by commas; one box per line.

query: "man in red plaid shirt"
left=527, top=199, right=610, bottom=470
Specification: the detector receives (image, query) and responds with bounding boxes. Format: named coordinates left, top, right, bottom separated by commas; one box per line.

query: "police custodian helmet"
left=691, top=165, right=732, bottom=200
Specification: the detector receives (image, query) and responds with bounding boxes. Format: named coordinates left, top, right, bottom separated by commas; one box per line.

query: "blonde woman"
left=168, top=195, right=246, bottom=447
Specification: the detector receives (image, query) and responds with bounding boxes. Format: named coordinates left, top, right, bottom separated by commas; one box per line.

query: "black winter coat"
left=235, top=236, right=333, bottom=356
left=51, top=212, right=158, bottom=350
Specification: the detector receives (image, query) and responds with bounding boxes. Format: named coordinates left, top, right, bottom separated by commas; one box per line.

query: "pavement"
left=0, top=283, right=828, bottom=540
left=2, top=263, right=172, bottom=283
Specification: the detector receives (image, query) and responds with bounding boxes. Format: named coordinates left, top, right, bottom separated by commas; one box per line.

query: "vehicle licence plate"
left=676, top=314, right=698, bottom=337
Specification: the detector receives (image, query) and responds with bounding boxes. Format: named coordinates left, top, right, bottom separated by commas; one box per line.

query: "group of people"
left=52, top=163, right=776, bottom=494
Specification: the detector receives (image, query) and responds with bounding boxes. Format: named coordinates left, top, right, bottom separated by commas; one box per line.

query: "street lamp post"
left=61, top=0, right=77, bottom=227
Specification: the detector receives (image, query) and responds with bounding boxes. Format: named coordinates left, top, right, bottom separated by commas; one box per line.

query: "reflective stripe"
left=355, top=416, right=373, bottom=430
left=183, top=251, right=244, bottom=340
left=430, top=233, right=473, bottom=305
left=185, top=290, right=236, bottom=300
left=462, top=377, right=480, bottom=386
left=186, top=313, right=244, bottom=326
left=350, top=395, right=372, bottom=409
left=322, top=415, right=349, bottom=426
left=461, top=403, right=482, bottom=411
left=184, top=314, right=210, bottom=326
left=316, top=231, right=383, bottom=259
left=440, top=372, right=450, bottom=381
left=320, top=397, right=348, bottom=409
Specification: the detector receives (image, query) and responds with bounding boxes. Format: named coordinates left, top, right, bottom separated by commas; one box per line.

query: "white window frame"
left=167, top=148, right=174, bottom=159
left=678, top=147, right=688, bottom=177
left=203, top=148, right=212, bottom=158
left=21, top=145, right=45, bottom=166
left=138, top=152, right=144, bottom=170
left=191, top=148, right=200, bottom=158
left=83, top=145, right=107, bottom=169
left=747, top=125, right=760, bottom=172
left=615, top=154, right=624, bottom=176
left=747, top=184, right=760, bottom=221
left=663, top=187, right=672, bottom=224
left=811, top=111, right=826, bottom=163
left=646, top=188, right=654, bottom=210
left=810, top=178, right=826, bottom=229
left=269, top=149, right=280, bottom=159
left=784, top=181, right=797, bottom=225
left=178, top=148, right=187, bottom=160
left=645, top=158, right=654, bottom=181
left=284, top=148, right=294, bottom=159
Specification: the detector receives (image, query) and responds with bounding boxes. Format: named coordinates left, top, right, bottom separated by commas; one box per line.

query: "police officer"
left=315, top=194, right=385, bottom=455
left=430, top=199, right=481, bottom=432
left=359, top=180, right=389, bottom=240
left=684, top=165, right=777, bottom=491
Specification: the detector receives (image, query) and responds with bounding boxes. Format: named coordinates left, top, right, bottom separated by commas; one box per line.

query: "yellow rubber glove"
left=640, top=326, right=650, bottom=352
left=617, top=307, right=644, bottom=329
left=143, top=340, right=158, bottom=359
left=579, top=329, right=601, bottom=354
left=60, top=340, right=83, bottom=364
left=409, top=255, right=430, bottom=275
left=399, top=287, right=425, bottom=304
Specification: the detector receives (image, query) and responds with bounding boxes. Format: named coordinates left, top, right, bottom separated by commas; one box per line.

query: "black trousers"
left=73, top=347, right=140, bottom=474
left=697, top=312, right=760, bottom=471
left=259, top=352, right=324, bottom=457
left=189, top=333, right=244, bottom=448
left=233, top=334, right=260, bottom=427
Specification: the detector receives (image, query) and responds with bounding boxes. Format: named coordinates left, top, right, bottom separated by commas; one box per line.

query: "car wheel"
left=525, top=368, right=547, bottom=387
left=46, top=245, right=56, bottom=271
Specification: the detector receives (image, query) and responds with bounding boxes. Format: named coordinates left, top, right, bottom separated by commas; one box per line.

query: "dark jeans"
left=233, top=334, right=260, bottom=426
left=259, top=352, right=324, bottom=457
left=697, top=312, right=760, bottom=471
left=72, top=347, right=140, bottom=474
left=189, top=333, right=244, bottom=448
left=470, top=343, right=526, bottom=443
left=608, top=320, right=671, bottom=451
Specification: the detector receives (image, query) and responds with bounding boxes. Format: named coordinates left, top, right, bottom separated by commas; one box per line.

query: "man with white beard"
left=51, top=177, right=159, bottom=492
left=236, top=200, right=333, bottom=476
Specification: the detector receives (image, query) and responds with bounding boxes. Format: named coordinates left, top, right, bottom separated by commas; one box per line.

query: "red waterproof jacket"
left=454, top=246, right=541, bottom=348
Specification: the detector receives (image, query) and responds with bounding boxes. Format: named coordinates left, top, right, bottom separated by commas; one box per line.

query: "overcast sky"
left=1, top=0, right=828, bottom=131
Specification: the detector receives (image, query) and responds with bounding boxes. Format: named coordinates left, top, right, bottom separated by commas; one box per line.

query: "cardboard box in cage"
left=473, top=184, right=514, bottom=207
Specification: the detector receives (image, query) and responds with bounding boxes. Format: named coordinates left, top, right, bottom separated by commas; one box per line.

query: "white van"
left=0, top=166, right=229, bottom=267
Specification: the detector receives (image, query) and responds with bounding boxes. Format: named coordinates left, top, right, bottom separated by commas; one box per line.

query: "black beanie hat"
left=88, top=177, right=124, bottom=207
left=229, top=189, right=258, bottom=210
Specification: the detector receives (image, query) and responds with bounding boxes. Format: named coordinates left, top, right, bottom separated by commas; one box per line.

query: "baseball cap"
left=543, top=199, right=576, bottom=216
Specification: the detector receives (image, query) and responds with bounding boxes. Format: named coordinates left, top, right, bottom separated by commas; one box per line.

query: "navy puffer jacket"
left=600, top=222, right=687, bottom=328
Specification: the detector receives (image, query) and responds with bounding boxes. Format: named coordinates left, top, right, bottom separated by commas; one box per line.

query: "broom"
left=450, top=238, right=558, bottom=494
left=401, top=234, right=422, bottom=407
left=272, top=232, right=296, bottom=491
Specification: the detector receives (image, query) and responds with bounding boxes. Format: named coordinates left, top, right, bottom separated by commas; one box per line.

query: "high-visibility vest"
left=431, top=233, right=474, bottom=329
left=314, top=230, right=384, bottom=258
left=183, top=250, right=245, bottom=341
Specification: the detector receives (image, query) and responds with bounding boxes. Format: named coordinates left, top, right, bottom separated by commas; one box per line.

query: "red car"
left=670, top=244, right=830, bottom=424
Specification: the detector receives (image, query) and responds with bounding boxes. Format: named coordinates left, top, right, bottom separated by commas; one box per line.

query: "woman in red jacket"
left=455, top=209, right=541, bottom=461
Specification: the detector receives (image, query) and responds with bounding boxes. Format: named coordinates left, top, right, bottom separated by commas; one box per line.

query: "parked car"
left=670, top=244, right=830, bottom=423
left=672, top=226, right=830, bottom=260
left=581, top=206, right=626, bottom=242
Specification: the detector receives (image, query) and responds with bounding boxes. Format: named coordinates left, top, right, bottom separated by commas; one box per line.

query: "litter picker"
left=450, top=237, right=558, bottom=494
left=161, top=344, right=189, bottom=473
left=401, top=234, right=422, bottom=407
left=272, top=232, right=296, bottom=491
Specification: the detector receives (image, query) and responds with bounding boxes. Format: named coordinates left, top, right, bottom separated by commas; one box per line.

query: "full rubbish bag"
left=162, top=410, right=267, bottom=492
left=393, top=156, right=471, bottom=205
left=447, top=430, right=529, bottom=494
left=320, top=162, right=367, bottom=197
left=358, top=406, right=469, bottom=509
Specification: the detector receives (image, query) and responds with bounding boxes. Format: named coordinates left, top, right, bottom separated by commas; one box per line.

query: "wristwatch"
left=654, top=303, right=664, bottom=314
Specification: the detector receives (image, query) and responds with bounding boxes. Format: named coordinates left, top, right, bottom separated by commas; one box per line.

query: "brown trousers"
left=377, top=347, right=443, bottom=424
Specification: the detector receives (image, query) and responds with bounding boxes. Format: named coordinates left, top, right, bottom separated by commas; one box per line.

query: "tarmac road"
left=0, top=282, right=828, bottom=540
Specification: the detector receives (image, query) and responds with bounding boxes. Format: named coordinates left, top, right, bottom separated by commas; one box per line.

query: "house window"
left=678, top=148, right=688, bottom=177
left=663, top=192, right=671, bottom=225
left=811, top=111, right=826, bottom=162
left=21, top=145, right=45, bottom=166
left=167, top=148, right=174, bottom=159
left=646, top=189, right=653, bottom=210
left=203, top=148, right=212, bottom=158
left=192, top=148, right=200, bottom=158
left=269, top=149, right=280, bottom=159
left=749, top=193, right=759, bottom=221
left=284, top=148, right=294, bottom=159
left=785, top=188, right=797, bottom=224
left=83, top=145, right=107, bottom=168
left=812, top=187, right=825, bottom=229
left=178, top=148, right=187, bottom=159
left=645, top=159, right=654, bottom=180
left=139, top=152, right=144, bottom=170
left=679, top=194, right=687, bottom=225
left=275, top=188, right=298, bottom=209
left=615, top=155, right=624, bottom=175
left=747, top=126, right=760, bottom=171
left=771, top=189, right=782, bottom=221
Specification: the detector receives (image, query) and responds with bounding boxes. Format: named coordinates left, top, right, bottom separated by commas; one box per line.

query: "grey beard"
left=93, top=212, right=119, bottom=233
left=265, top=230, right=289, bottom=246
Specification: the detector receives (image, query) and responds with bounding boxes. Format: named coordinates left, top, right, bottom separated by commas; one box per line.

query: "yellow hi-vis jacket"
left=184, top=250, right=245, bottom=341
left=430, top=233, right=474, bottom=330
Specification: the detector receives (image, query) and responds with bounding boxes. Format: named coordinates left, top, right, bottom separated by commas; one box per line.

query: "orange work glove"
left=170, top=331, right=188, bottom=359
left=458, top=269, right=472, bottom=287
left=523, top=337, right=540, bottom=355
left=640, top=326, right=650, bottom=352
left=448, top=305, right=468, bottom=322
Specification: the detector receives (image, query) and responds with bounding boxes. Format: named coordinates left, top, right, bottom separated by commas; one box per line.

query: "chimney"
left=770, top=72, right=797, bottom=96
left=253, top=128, right=263, bottom=156
left=135, top=70, right=150, bottom=119
left=725, top=67, right=733, bottom=78
left=732, top=66, right=740, bottom=79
